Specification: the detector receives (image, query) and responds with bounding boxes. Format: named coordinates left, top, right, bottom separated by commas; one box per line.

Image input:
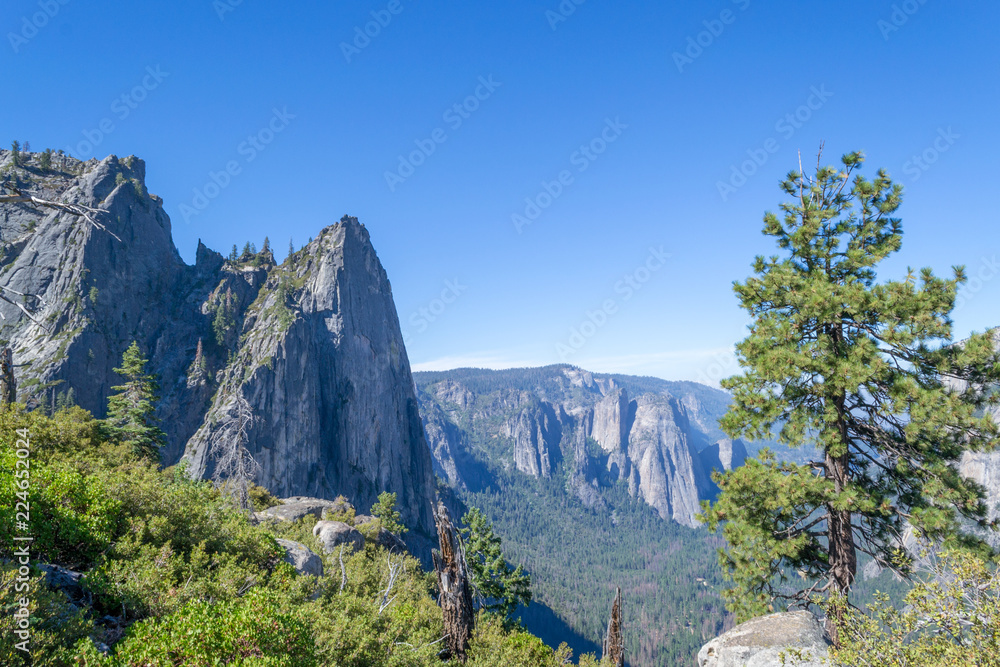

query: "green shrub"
left=0, top=563, right=94, bottom=667
left=76, top=589, right=318, bottom=666
left=249, top=483, right=281, bottom=510
left=466, top=613, right=576, bottom=667
left=831, top=550, right=1000, bottom=666
left=311, top=546, right=444, bottom=667
left=83, top=468, right=283, bottom=619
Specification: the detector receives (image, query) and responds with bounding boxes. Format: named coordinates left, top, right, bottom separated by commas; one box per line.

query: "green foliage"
left=79, top=589, right=318, bottom=666
left=228, top=244, right=238, bottom=262
left=83, top=468, right=284, bottom=620
left=0, top=563, right=94, bottom=667
left=831, top=550, right=1000, bottom=666
left=466, top=613, right=577, bottom=667
left=103, top=341, right=166, bottom=461
left=0, top=407, right=121, bottom=568
left=249, top=483, right=281, bottom=510
left=11, top=140, right=20, bottom=166
left=310, top=546, right=445, bottom=666
left=274, top=278, right=295, bottom=330
left=87, top=286, right=98, bottom=306
left=38, top=148, right=52, bottom=172
left=461, top=507, right=531, bottom=621
left=211, top=288, right=237, bottom=348
left=114, top=172, right=126, bottom=187
left=372, top=491, right=407, bottom=536
left=701, top=151, right=1000, bottom=618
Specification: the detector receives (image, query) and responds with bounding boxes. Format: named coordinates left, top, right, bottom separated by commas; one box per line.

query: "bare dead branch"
left=0, top=186, right=121, bottom=242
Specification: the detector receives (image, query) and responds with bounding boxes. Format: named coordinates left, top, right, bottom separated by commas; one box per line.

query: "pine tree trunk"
left=826, top=391, right=857, bottom=645
left=432, top=500, right=475, bottom=662
left=603, top=587, right=624, bottom=667
left=0, top=346, right=15, bottom=407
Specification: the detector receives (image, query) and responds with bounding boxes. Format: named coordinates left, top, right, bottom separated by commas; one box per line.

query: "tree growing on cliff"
left=105, top=341, right=166, bottom=460
left=371, top=491, right=407, bottom=536
left=700, top=150, right=1000, bottom=622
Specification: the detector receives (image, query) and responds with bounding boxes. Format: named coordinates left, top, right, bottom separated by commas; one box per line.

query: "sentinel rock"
left=700, top=438, right=748, bottom=476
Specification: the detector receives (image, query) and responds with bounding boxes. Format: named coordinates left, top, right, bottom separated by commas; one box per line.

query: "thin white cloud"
left=410, top=346, right=741, bottom=387
left=410, top=353, right=542, bottom=372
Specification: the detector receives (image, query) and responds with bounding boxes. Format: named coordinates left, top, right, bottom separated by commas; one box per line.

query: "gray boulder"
left=697, top=611, right=833, bottom=667
left=256, top=497, right=350, bottom=523
left=354, top=515, right=406, bottom=552
left=275, top=538, right=324, bottom=577
left=36, top=563, right=84, bottom=601
left=312, top=520, right=365, bottom=554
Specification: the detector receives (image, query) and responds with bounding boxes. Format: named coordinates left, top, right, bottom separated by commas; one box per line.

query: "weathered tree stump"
left=432, top=500, right=475, bottom=661
left=604, top=586, right=624, bottom=667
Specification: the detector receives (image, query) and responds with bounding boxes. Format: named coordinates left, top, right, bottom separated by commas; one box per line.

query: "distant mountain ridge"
left=415, top=364, right=751, bottom=527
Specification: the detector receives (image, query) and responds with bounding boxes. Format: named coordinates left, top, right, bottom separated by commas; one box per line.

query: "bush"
left=75, top=589, right=318, bottom=666
left=311, top=545, right=444, bottom=666
left=466, top=613, right=578, bottom=667
left=0, top=407, right=124, bottom=569
left=249, top=483, right=281, bottom=510
left=0, top=563, right=94, bottom=667
left=831, top=549, right=1000, bottom=666
left=83, top=466, right=283, bottom=620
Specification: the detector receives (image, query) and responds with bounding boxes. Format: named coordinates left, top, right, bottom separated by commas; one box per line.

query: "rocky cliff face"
left=184, top=221, right=436, bottom=533
left=415, top=365, right=749, bottom=528
left=0, top=149, right=436, bottom=534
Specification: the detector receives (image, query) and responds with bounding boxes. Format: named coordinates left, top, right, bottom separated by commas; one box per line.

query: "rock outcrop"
left=0, top=150, right=436, bottom=536
left=700, top=438, right=748, bottom=476
left=275, top=539, right=324, bottom=577
left=255, top=496, right=351, bottom=523
left=697, top=612, right=833, bottom=667
left=313, top=520, right=365, bottom=553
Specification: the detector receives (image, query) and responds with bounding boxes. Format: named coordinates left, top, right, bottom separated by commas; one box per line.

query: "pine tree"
left=10, top=140, right=20, bottom=167
left=461, top=507, right=532, bottom=621
left=212, top=289, right=236, bottom=348
left=104, top=341, right=166, bottom=460
left=38, top=149, right=52, bottom=172
left=288, top=238, right=294, bottom=259
left=228, top=244, right=238, bottom=262
left=241, top=242, right=252, bottom=261
left=370, top=491, right=407, bottom=536
left=700, top=151, right=1000, bottom=622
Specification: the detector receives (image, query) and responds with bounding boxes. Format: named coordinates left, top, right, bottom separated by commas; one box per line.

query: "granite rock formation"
left=0, top=149, right=436, bottom=535
left=696, top=611, right=833, bottom=667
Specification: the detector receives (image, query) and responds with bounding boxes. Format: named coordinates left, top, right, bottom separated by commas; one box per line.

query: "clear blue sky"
left=4, top=0, right=998, bottom=383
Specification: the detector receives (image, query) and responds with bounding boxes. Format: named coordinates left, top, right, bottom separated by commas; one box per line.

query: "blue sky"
left=4, top=0, right=999, bottom=383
